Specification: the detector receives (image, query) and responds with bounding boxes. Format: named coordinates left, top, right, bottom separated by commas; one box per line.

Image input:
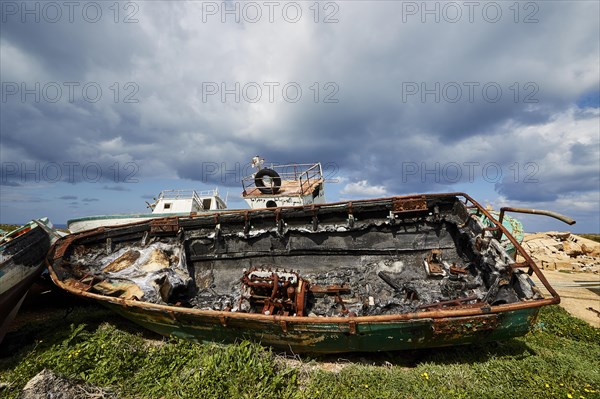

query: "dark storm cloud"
left=570, top=142, right=600, bottom=166
left=0, top=180, right=21, bottom=187
left=1, top=4, right=153, bottom=79
left=495, top=158, right=600, bottom=203
left=102, top=185, right=131, bottom=192
left=1, top=1, right=598, bottom=230
left=58, top=195, right=77, bottom=200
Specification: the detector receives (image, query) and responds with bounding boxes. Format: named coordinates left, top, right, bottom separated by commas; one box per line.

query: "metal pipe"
left=498, top=207, right=576, bottom=226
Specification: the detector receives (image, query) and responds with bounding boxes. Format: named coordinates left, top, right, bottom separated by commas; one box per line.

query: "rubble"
left=517, top=232, right=600, bottom=273
left=18, top=369, right=116, bottom=399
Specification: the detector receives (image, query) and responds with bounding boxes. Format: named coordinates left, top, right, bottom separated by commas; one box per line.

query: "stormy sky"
left=1, top=1, right=599, bottom=232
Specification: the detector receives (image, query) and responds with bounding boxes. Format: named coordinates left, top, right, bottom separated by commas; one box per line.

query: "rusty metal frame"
left=497, top=207, right=575, bottom=241
left=47, top=192, right=560, bottom=330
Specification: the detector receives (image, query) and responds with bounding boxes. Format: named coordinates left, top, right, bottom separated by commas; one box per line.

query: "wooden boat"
left=47, top=193, right=569, bottom=353
left=0, top=219, right=62, bottom=343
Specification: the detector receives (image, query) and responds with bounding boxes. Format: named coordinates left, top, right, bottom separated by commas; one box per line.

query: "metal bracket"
left=348, top=214, right=355, bottom=229
left=150, top=218, right=179, bottom=234
left=348, top=321, right=357, bottom=335
left=243, top=212, right=251, bottom=235
left=141, top=231, right=149, bottom=246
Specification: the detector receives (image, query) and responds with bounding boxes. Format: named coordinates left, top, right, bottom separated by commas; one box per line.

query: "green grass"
left=579, top=234, right=600, bottom=243
left=0, top=223, right=69, bottom=236
left=0, top=224, right=19, bottom=234
left=0, top=305, right=598, bottom=399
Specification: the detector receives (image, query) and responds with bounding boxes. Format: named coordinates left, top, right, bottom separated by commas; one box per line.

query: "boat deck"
left=243, top=178, right=322, bottom=198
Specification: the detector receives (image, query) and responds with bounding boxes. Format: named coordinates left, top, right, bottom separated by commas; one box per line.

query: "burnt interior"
left=57, top=196, right=542, bottom=317
left=1, top=226, right=50, bottom=268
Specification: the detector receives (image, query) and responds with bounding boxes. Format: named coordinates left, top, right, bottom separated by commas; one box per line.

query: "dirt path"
left=531, top=270, right=600, bottom=327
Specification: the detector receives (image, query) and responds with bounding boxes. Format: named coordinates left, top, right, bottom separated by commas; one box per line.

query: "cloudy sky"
left=1, top=0, right=599, bottom=232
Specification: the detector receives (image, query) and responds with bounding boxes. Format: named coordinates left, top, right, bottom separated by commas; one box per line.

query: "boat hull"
left=68, top=213, right=192, bottom=233
left=0, top=223, right=52, bottom=342
left=99, top=298, right=538, bottom=353
left=48, top=193, right=559, bottom=353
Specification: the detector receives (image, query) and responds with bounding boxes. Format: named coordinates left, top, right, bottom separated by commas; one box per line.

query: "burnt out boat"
left=47, top=193, right=570, bottom=353
left=1, top=219, right=62, bottom=343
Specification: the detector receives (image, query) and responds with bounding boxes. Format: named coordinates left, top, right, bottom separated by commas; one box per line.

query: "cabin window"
left=164, top=203, right=172, bottom=210
left=203, top=199, right=212, bottom=209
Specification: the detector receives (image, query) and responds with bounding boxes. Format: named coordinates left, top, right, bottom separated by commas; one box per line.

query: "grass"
left=0, top=225, right=19, bottom=234
left=579, top=234, right=600, bottom=244
left=0, top=223, right=69, bottom=236
left=0, top=304, right=598, bottom=399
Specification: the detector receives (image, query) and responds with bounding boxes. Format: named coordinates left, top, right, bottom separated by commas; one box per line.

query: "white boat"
left=68, top=157, right=326, bottom=233
left=242, top=156, right=326, bottom=209
left=67, top=189, right=227, bottom=233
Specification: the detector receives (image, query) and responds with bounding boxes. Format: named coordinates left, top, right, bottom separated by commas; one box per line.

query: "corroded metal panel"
left=392, top=196, right=427, bottom=213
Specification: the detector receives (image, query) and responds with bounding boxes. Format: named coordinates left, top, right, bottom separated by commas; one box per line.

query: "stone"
left=581, top=243, right=600, bottom=257
left=524, top=233, right=550, bottom=242
left=18, top=369, right=116, bottom=399
left=563, top=241, right=584, bottom=257
left=554, top=260, right=574, bottom=270
left=547, top=231, right=571, bottom=240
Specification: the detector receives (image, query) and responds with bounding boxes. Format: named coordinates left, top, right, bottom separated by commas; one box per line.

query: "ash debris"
left=68, top=239, right=194, bottom=305
left=63, top=214, right=528, bottom=316
left=186, top=251, right=494, bottom=317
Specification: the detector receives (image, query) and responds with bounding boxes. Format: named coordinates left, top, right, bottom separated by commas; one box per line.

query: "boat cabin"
left=149, top=189, right=227, bottom=213
left=242, top=161, right=326, bottom=209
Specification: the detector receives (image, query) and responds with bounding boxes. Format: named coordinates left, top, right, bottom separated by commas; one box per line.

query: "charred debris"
left=55, top=196, right=542, bottom=318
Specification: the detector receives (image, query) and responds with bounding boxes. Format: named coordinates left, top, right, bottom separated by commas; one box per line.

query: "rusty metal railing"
left=242, top=162, right=323, bottom=196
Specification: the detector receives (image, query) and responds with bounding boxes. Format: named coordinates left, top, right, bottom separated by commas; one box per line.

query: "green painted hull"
left=103, top=300, right=538, bottom=353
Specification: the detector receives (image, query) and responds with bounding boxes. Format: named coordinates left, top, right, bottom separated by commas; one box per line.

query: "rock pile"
left=17, top=369, right=116, bottom=399
left=517, top=232, right=600, bottom=273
